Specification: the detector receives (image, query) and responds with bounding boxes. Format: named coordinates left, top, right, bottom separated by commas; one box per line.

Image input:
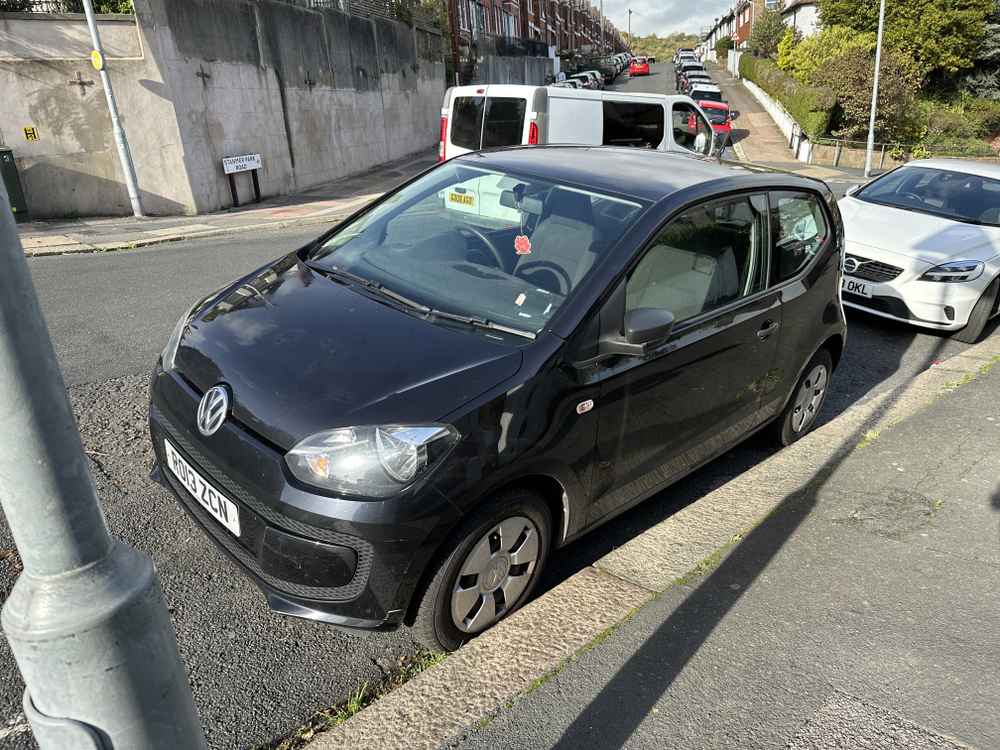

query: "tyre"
left=951, top=276, right=999, bottom=344
left=777, top=349, right=833, bottom=447
left=410, top=490, right=552, bottom=652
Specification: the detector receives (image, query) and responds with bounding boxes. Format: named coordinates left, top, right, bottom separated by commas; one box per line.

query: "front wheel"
left=410, top=491, right=551, bottom=652
left=777, top=349, right=833, bottom=447
left=951, top=276, right=999, bottom=344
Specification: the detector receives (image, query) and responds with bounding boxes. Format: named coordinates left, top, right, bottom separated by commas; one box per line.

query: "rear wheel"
left=951, top=277, right=999, bottom=344
left=410, top=490, right=551, bottom=652
left=777, top=349, right=833, bottom=446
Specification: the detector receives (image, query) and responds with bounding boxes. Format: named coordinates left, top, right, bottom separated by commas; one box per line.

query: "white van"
left=438, top=84, right=716, bottom=162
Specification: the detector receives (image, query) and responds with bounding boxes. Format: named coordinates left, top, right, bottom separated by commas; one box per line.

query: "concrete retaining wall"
left=0, top=0, right=444, bottom=218
left=463, top=55, right=553, bottom=86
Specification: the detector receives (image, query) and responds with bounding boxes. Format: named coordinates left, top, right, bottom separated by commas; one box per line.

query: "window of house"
left=626, top=195, right=766, bottom=322
left=769, top=191, right=828, bottom=284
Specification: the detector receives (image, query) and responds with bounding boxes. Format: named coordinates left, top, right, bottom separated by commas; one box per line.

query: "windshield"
left=307, top=162, right=647, bottom=335
left=856, top=166, right=1000, bottom=226
left=694, top=90, right=723, bottom=103
left=705, top=109, right=729, bottom=125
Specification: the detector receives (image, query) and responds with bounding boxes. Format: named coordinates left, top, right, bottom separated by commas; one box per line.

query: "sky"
left=602, top=0, right=736, bottom=38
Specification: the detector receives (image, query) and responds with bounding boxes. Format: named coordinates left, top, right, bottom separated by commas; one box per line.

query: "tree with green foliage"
left=779, top=24, right=876, bottom=83
left=715, top=37, right=734, bottom=61
left=817, top=0, right=994, bottom=78
left=812, top=45, right=921, bottom=140
left=958, top=0, right=1000, bottom=98
left=776, top=26, right=801, bottom=71
left=748, top=1, right=786, bottom=58
left=630, top=31, right=701, bottom=61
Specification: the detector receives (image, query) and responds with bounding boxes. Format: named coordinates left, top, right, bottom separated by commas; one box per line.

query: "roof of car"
left=903, top=159, right=1000, bottom=180
left=698, top=100, right=729, bottom=110
left=690, top=83, right=722, bottom=92
left=452, top=146, right=818, bottom=202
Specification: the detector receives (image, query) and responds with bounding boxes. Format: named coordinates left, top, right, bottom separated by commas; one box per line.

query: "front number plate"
left=164, top=439, right=241, bottom=537
left=842, top=276, right=873, bottom=298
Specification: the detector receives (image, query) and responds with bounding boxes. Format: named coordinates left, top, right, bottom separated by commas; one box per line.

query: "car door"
left=588, top=192, right=781, bottom=524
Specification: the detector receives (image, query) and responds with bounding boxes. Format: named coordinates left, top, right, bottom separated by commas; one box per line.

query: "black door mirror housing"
left=599, top=308, right=675, bottom=358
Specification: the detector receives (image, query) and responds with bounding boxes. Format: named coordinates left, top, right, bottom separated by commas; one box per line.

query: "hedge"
left=739, top=54, right=837, bottom=139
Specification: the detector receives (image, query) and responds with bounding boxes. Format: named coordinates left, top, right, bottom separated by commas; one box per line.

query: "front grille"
left=151, top=406, right=373, bottom=601
left=845, top=254, right=903, bottom=283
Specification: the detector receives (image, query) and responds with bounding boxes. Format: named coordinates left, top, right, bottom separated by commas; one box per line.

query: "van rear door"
left=441, top=86, right=535, bottom=160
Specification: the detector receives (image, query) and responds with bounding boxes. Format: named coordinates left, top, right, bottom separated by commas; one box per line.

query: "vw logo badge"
left=197, top=385, right=229, bottom=437
left=843, top=257, right=860, bottom=274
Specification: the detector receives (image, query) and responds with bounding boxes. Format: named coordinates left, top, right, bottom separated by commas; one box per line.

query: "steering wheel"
left=458, top=227, right=506, bottom=270
left=900, top=192, right=925, bottom=203
left=514, top=260, right=573, bottom=296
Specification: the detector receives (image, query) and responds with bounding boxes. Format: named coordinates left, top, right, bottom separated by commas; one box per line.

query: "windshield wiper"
left=429, top=308, right=536, bottom=340
left=309, top=263, right=535, bottom=340
left=310, top=264, right=430, bottom=312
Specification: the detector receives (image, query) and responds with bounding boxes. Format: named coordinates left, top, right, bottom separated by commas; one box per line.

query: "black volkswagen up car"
left=150, top=147, right=846, bottom=651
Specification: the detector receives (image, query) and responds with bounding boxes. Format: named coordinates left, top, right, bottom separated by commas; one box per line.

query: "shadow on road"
left=545, top=333, right=949, bottom=749
left=538, top=319, right=950, bottom=596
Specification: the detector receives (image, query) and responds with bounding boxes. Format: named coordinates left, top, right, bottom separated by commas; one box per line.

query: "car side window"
left=671, top=102, right=713, bottom=156
left=769, top=191, right=829, bottom=285
left=626, top=194, right=766, bottom=323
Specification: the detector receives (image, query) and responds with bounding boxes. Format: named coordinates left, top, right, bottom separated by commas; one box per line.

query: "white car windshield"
left=307, top=162, right=647, bottom=337
left=857, top=166, right=1000, bottom=227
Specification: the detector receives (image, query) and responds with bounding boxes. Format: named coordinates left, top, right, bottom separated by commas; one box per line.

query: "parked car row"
left=673, top=54, right=740, bottom=144
left=557, top=52, right=636, bottom=91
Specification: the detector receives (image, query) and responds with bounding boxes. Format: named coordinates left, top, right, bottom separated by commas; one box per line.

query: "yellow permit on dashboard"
left=448, top=190, right=475, bottom=207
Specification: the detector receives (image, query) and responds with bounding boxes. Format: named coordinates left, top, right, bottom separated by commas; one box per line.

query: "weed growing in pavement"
left=858, top=429, right=881, bottom=448
left=261, top=649, right=447, bottom=750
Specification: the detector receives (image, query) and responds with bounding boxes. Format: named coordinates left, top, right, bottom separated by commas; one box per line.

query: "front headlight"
left=919, top=261, right=984, bottom=283
left=285, top=425, right=460, bottom=498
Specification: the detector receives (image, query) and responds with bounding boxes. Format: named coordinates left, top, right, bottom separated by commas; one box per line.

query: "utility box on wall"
left=0, top=149, right=29, bottom=222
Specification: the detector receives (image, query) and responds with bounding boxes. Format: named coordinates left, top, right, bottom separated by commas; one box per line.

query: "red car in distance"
left=629, top=57, right=650, bottom=76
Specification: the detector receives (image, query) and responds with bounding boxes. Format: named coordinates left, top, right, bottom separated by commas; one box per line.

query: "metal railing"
left=810, top=136, right=998, bottom=169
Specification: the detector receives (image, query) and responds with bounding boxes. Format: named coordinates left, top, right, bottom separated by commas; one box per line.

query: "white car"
left=838, top=159, right=1000, bottom=343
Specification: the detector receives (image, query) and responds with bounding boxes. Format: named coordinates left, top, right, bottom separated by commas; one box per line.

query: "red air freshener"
left=514, top=234, right=532, bottom=255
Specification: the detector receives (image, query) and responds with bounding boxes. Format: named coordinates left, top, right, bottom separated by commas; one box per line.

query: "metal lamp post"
left=0, top=181, right=205, bottom=747
left=864, top=0, right=887, bottom=178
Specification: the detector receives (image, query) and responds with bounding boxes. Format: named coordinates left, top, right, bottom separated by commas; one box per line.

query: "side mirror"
left=730, top=110, right=740, bottom=120
left=625, top=308, right=675, bottom=348
left=600, top=308, right=675, bottom=357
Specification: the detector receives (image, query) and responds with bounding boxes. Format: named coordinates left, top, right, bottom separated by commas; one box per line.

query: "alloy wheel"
left=450, top=515, right=540, bottom=633
left=791, top=364, right=828, bottom=433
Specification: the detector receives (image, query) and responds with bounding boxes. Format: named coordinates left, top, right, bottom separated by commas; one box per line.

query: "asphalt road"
left=0, top=87, right=985, bottom=748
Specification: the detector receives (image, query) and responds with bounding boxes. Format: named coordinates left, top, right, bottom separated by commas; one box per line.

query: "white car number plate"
left=164, top=439, right=241, bottom=537
left=842, top=276, right=873, bottom=298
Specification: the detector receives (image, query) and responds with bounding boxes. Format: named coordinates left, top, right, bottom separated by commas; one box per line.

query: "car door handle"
left=757, top=321, right=780, bottom=340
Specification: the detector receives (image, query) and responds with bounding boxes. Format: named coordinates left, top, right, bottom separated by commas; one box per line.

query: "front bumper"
left=842, top=249, right=992, bottom=331
left=148, top=366, right=460, bottom=631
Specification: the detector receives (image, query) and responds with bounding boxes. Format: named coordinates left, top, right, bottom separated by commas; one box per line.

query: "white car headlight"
left=285, top=425, right=460, bottom=498
left=919, top=261, right=984, bottom=283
